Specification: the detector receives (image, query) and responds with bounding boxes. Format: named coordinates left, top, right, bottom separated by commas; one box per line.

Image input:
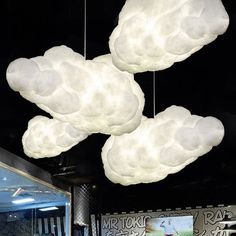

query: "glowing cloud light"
left=6, top=45, right=145, bottom=158
left=22, top=116, right=88, bottom=158
left=6, top=46, right=144, bottom=136
left=109, top=0, right=229, bottom=73
left=102, top=106, right=224, bottom=186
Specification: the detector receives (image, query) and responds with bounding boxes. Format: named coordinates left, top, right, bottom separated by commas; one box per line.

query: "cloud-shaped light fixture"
left=102, top=105, right=224, bottom=185
left=109, top=0, right=229, bottom=73
left=6, top=46, right=144, bottom=136
left=22, top=116, right=88, bottom=158
left=6, top=45, right=145, bottom=158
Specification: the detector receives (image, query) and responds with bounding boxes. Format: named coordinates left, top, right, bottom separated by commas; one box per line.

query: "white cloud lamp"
left=22, top=116, right=88, bottom=158
left=6, top=45, right=145, bottom=158
left=102, top=105, right=225, bottom=185
left=109, top=0, right=229, bottom=73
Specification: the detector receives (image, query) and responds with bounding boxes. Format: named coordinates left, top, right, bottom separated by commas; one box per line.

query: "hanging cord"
left=84, top=0, right=87, bottom=60
left=153, top=71, right=156, bottom=118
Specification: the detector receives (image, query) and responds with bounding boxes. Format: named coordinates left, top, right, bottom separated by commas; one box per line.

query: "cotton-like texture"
left=109, top=0, right=229, bottom=73
left=22, top=116, right=88, bottom=158
left=102, top=105, right=224, bottom=185
left=6, top=45, right=145, bottom=136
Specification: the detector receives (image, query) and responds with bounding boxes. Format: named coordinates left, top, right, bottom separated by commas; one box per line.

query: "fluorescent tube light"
left=12, top=198, right=35, bottom=204
left=39, top=207, right=59, bottom=211
left=12, top=187, right=23, bottom=197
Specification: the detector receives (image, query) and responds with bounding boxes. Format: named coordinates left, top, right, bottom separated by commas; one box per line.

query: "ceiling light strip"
left=12, top=187, right=23, bottom=197
left=12, top=198, right=35, bottom=204
left=39, top=206, right=59, bottom=212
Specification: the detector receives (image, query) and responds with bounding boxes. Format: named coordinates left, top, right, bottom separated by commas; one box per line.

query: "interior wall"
left=96, top=205, right=236, bottom=236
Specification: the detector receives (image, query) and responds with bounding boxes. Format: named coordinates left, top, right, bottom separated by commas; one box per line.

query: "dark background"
left=0, top=0, right=236, bottom=214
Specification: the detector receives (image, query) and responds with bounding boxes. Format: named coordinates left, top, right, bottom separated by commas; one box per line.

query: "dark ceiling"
left=0, top=0, right=236, bottom=213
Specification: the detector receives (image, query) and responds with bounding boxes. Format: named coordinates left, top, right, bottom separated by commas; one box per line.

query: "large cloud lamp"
left=6, top=45, right=144, bottom=138
left=102, top=105, right=224, bottom=185
left=6, top=45, right=145, bottom=158
left=109, top=0, right=229, bottom=73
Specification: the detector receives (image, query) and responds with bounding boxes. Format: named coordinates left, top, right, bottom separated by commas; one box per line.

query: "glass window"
left=0, top=164, right=71, bottom=236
